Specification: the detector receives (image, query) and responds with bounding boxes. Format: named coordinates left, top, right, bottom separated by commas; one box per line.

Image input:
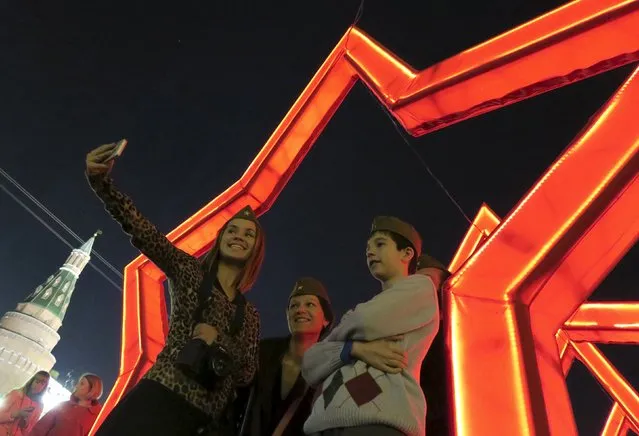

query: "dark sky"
left=1, top=0, right=637, bottom=433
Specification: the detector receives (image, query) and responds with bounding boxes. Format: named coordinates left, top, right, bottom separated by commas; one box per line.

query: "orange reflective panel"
left=91, top=0, right=639, bottom=433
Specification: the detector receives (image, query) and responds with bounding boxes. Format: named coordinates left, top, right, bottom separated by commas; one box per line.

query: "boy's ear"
left=403, top=246, right=415, bottom=263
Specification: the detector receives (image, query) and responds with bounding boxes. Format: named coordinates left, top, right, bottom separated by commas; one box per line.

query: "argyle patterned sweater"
left=301, top=275, right=439, bottom=436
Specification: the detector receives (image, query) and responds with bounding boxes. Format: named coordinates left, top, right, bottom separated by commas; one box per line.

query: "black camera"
left=176, top=339, right=233, bottom=389
left=209, top=342, right=233, bottom=377
left=177, top=272, right=245, bottom=390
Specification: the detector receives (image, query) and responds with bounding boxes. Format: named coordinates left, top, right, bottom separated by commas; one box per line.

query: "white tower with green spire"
left=0, top=231, right=101, bottom=394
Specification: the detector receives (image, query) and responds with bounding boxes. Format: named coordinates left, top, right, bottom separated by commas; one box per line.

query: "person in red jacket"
left=0, top=371, right=50, bottom=436
left=29, top=373, right=103, bottom=436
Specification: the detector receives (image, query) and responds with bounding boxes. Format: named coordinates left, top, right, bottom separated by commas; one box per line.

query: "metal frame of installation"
left=92, top=1, right=639, bottom=434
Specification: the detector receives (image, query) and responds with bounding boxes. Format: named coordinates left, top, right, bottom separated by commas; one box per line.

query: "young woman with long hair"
left=0, top=371, right=50, bottom=436
left=29, top=373, right=104, bottom=436
left=85, top=141, right=265, bottom=436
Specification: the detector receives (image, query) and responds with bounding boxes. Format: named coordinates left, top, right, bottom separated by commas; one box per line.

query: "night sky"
left=1, top=1, right=637, bottom=433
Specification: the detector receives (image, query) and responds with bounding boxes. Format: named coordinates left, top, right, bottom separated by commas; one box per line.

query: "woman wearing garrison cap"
left=85, top=142, right=265, bottom=436
left=236, top=277, right=334, bottom=436
left=302, top=216, right=440, bottom=436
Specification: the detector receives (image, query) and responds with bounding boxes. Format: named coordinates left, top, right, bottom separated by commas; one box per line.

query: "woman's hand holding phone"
left=86, top=139, right=127, bottom=176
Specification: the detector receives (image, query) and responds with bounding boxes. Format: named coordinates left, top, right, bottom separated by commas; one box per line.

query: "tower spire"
left=78, top=229, right=102, bottom=256
left=16, top=231, right=101, bottom=329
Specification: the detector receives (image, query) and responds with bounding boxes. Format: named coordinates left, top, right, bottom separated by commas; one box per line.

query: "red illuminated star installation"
left=450, top=201, right=639, bottom=435
left=91, top=0, right=639, bottom=434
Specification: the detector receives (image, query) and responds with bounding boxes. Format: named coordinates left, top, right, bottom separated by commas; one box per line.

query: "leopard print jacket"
left=88, top=174, right=260, bottom=421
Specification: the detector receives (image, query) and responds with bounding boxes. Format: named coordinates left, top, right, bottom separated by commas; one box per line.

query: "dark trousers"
left=427, top=419, right=452, bottom=436
left=95, top=379, right=212, bottom=436
left=311, top=425, right=406, bottom=435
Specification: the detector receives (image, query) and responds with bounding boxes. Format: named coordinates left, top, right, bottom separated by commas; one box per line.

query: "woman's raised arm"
left=86, top=142, right=200, bottom=282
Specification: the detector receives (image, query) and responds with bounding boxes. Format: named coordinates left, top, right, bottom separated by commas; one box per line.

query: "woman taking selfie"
left=0, top=371, right=50, bottom=436
left=29, top=373, right=104, bottom=436
left=85, top=141, right=265, bottom=436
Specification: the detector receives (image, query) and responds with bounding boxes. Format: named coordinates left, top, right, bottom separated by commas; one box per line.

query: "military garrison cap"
left=289, top=277, right=333, bottom=325
left=232, top=205, right=258, bottom=222
left=416, top=254, right=449, bottom=273
left=370, top=216, right=422, bottom=255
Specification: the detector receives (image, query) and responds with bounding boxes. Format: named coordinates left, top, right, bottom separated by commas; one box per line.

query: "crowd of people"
left=0, top=371, right=104, bottom=436
left=2, top=138, right=451, bottom=436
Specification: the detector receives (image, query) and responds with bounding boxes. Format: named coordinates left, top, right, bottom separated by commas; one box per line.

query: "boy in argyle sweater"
left=301, top=216, right=439, bottom=436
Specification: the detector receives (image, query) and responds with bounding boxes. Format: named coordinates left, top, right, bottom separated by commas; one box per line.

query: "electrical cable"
left=0, top=184, right=122, bottom=291
left=0, top=167, right=123, bottom=279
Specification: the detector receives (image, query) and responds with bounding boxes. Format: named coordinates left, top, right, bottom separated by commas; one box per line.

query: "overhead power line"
left=0, top=179, right=122, bottom=292
left=0, top=167, right=124, bottom=280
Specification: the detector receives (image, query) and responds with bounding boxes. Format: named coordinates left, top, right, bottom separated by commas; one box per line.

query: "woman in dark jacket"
left=85, top=141, right=265, bottom=436
left=237, top=277, right=333, bottom=436
left=416, top=255, right=453, bottom=436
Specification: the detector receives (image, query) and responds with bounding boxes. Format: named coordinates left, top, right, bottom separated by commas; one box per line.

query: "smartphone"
left=105, top=139, right=128, bottom=162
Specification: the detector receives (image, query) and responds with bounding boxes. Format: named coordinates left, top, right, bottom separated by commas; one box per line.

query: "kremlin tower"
left=0, top=231, right=101, bottom=394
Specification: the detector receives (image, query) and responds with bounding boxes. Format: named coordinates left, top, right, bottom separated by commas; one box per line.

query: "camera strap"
left=194, top=271, right=246, bottom=337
